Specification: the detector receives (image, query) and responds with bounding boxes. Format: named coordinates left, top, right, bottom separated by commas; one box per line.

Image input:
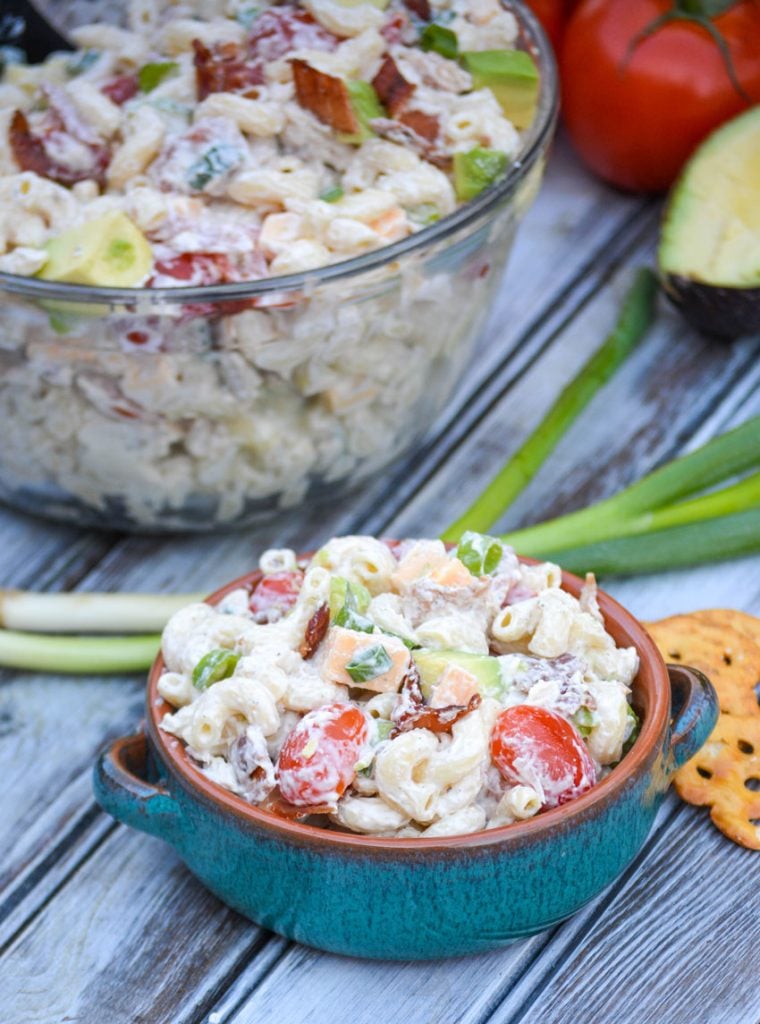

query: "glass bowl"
left=0, top=3, right=557, bottom=532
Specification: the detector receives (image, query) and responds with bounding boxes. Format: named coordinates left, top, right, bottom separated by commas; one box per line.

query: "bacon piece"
left=381, top=11, right=410, bottom=44
left=9, top=109, right=110, bottom=187
left=259, top=787, right=335, bottom=819
left=193, top=39, right=265, bottom=101
left=291, top=60, right=359, bottom=133
left=370, top=116, right=449, bottom=167
left=249, top=7, right=337, bottom=61
left=403, top=0, right=431, bottom=21
left=299, top=602, right=330, bottom=660
left=371, top=55, right=415, bottom=116
left=390, top=665, right=482, bottom=737
left=101, top=74, right=139, bottom=105
left=398, top=108, right=439, bottom=142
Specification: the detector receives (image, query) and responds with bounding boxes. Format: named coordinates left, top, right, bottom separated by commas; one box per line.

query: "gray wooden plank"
left=0, top=827, right=287, bottom=1024
left=488, top=802, right=760, bottom=1024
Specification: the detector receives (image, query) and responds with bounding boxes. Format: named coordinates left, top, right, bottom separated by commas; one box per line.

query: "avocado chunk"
left=461, top=49, right=539, bottom=130
left=413, top=648, right=503, bottom=700
left=658, top=106, right=760, bottom=339
left=338, top=80, right=385, bottom=145
left=453, top=146, right=508, bottom=201
left=38, top=212, right=153, bottom=288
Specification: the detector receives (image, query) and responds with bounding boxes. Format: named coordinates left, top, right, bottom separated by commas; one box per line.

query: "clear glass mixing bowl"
left=0, top=3, right=557, bottom=531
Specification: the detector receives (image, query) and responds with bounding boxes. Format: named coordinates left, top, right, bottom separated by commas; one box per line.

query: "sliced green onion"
left=192, top=649, right=240, bottom=690
left=0, top=631, right=159, bottom=674
left=346, top=644, right=392, bottom=684
left=420, top=23, right=459, bottom=59
left=442, top=268, right=659, bottom=542
left=0, top=590, right=204, bottom=634
left=505, top=421, right=760, bottom=556
left=572, top=707, right=596, bottom=738
left=375, top=719, right=394, bottom=742
left=320, top=185, right=344, bottom=203
left=138, top=61, right=179, bottom=93
left=334, top=606, right=375, bottom=633
left=456, top=530, right=503, bottom=575
left=187, top=143, right=242, bottom=191
left=622, top=706, right=640, bottom=756
left=538, top=507, right=760, bottom=577
left=67, top=49, right=100, bottom=76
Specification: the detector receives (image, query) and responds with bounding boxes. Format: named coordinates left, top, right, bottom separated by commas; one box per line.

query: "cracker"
left=644, top=613, right=760, bottom=716
left=673, top=713, right=760, bottom=850
left=645, top=609, right=760, bottom=850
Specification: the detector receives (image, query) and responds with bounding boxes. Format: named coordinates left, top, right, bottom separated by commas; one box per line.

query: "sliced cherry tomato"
left=101, top=74, right=140, bottom=105
left=561, top=0, right=760, bottom=192
left=248, top=571, right=304, bottom=622
left=490, top=705, right=596, bottom=809
left=277, top=702, right=369, bottom=807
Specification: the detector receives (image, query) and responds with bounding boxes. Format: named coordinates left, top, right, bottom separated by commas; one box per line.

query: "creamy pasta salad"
left=158, top=534, right=640, bottom=838
left=0, top=0, right=546, bottom=530
left=0, top=0, right=538, bottom=284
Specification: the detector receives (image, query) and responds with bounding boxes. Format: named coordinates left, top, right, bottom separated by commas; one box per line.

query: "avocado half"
left=658, top=105, right=760, bottom=340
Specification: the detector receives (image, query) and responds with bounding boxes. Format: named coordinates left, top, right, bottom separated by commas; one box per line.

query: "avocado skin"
left=661, top=273, right=760, bottom=341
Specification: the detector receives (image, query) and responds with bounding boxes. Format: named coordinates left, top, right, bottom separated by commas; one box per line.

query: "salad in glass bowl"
left=0, top=0, right=557, bottom=530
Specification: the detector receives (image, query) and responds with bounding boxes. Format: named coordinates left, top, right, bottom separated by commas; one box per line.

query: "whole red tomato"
left=560, top=0, right=760, bottom=192
left=524, top=0, right=570, bottom=53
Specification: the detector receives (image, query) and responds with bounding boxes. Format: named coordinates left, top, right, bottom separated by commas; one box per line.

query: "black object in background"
left=0, top=0, right=72, bottom=63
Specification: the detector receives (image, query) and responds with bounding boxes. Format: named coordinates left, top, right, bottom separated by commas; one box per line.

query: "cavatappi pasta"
left=158, top=533, right=640, bottom=838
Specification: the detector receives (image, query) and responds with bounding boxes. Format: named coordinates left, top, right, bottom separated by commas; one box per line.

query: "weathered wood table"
left=1, top=135, right=758, bottom=1024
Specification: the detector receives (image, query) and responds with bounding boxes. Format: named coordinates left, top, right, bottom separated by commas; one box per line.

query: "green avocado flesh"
left=38, top=212, right=153, bottom=288
left=659, top=107, right=760, bottom=289
left=461, top=50, right=539, bottom=130
left=413, top=649, right=502, bottom=699
left=338, top=80, right=384, bottom=145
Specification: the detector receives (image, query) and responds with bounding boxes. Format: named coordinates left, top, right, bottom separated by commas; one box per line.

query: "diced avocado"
left=38, top=212, right=153, bottom=288
left=338, top=80, right=385, bottom=145
left=658, top=106, right=760, bottom=339
left=413, top=648, right=502, bottom=699
left=461, top=49, right=539, bottom=130
left=453, top=146, right=508, bottom=202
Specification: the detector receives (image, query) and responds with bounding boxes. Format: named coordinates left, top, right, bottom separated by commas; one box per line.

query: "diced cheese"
left=322, top=626, right=410, bottom=693
left=428, top=557, right=474, bottom=588
left=430, top=664, right=481, bottom=708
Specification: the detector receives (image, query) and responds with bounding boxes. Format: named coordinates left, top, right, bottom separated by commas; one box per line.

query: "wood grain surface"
left=0, top=138, right=757, bottom=1024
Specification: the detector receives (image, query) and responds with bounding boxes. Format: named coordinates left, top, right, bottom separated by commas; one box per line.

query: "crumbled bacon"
left=9, top=109, right=110, bottom=187
left=390, top=665, right=481, bottom=737
left=248, top=6, right=337, bottom=61
left=299, top=603, right=330, bottom=660
left=291, top=60, right=359, bottom=134
left=398, top=108, right=439, bottom=142
left=371, top=56, right=415, bottom=115
left=193, top=39, right=265, bottom=101
left=259, top=787, right=335, bottom=819
left=403, top=0, right=432, bottom=21
left=381, top=11, right=410, bottom=44
left=370, top=116, right=449, bottom=167
left=101, top=74, right=139, bottom=105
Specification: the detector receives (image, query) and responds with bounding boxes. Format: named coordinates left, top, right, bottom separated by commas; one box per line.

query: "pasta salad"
left=0, top=0, right=538, bottom=283
left=158, top=533, right=640, bottom=838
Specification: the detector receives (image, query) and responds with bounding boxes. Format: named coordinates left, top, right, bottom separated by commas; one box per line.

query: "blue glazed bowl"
left=94, top=565, right=718, bottom=960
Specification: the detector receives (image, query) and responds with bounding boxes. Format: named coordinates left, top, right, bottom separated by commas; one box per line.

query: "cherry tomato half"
left=277, top=702, right=369, bottom=806
left=560, top=0, right=760, bottom=192
left=248, top=571, right=304, bottom=622
left=524, top=0, right=570, bottom=54
left=490, top=705, right=596, bottom=809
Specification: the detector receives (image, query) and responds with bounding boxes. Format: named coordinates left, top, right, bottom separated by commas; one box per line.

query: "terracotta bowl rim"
left=146, top=555, right=670, bottom=851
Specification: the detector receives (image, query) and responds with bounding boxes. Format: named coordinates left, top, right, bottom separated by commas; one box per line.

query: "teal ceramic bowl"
left=94, top=565, right=718, bottom=960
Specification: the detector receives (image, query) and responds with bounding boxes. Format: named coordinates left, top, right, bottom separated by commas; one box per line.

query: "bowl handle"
left=666, top=664, right=719, bottom=772
left=93, top=732, right=181, bottom=841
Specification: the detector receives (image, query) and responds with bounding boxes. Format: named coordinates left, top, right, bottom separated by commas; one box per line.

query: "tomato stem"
left=620, top=1, right=749, bottom=102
